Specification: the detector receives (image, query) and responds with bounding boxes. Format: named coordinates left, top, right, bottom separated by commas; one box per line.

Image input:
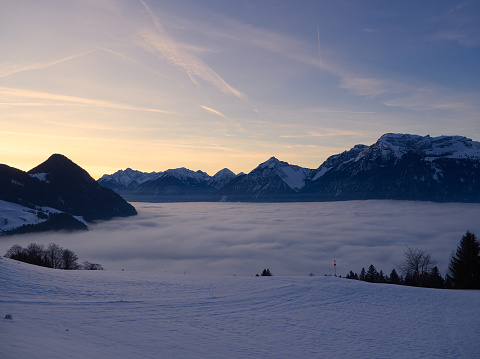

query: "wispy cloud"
left=137, top=0, right=245, bottom=99
left=433, top=1, right=480, bottom=48
left=0, top=87, right=177, bottom=114
left=383, top=87, right=476, bottom=112
left=339, top=76, right=406, bottom=98
left=0, top=51, right=94, bottom=79
left=201, top=105, right=227, bottom=118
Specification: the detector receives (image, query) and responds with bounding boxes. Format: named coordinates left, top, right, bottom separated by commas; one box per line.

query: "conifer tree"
left=449, top=231, right=480, bottom=289
left=425, top=266, right=445, bottom=289
left=388, top=268, right=401, bottom=285
left=359, top=267, right=366, bottom=281
left=261, top=268, right=272, bottom=276
left=366, top=264, right=379, bottom=283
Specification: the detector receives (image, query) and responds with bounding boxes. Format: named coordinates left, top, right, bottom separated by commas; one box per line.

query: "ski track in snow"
left=1, top=257, right=479, bottom=358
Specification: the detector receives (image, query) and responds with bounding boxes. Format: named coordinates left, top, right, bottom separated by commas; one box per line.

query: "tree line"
left=4, top=243, right=103, bottom=270
left=346, top=231, right=480, bottom=290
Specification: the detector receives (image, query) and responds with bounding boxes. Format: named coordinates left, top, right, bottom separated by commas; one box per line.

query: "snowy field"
left=1, top=256, right=479, bottom=358
left=0, top=201, right=479, bottom=276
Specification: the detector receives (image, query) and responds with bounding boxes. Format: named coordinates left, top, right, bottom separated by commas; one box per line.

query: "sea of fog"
left=1, top=200, right=479, bottom=276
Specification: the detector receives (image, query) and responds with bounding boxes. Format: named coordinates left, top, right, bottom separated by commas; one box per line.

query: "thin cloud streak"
left=0, top=51, right=94, bottom=79
left=138, top=0, right=245, bottom=99
left=201, top=105, right=227, bottom=118
left=0, top=87, right=178, bottom=114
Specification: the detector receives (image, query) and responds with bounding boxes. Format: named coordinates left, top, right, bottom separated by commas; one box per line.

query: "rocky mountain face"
left=99, top=133, right=480, bottom=203
left=0, top=154, right=137, bottom=235
left=214, top=157, right=316, bottom=202
left=99, top=167, right=239, bottom=202
left=304, top=134, right=480, bottom=202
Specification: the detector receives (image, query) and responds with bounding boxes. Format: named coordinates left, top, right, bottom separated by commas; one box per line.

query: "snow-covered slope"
left=0, top=200, right=88, bottom=235
left=215, top=157, right=316, bottom=201
left=257, top=157, right=315, bottom=191
left=306, top=133, right=480, bottom=202
left=208, top=168, right=237, bottom=189
left=1, top=257, right=479, bottom=358
left=0, top=200, right=57, bottom=232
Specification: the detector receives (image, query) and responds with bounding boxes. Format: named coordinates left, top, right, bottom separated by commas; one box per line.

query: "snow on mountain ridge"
left=355, top=133, right=480, bottom=162
left=99, top=168, right=162, bottom=188
left=253, top=157, right=315, bottom=191
left=208, top=168, right=236, bottom=189
left=163, top=168, right=211, bottom=183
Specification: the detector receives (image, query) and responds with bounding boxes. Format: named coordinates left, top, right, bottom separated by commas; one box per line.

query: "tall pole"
left=334, top=260, right=336, bottom=277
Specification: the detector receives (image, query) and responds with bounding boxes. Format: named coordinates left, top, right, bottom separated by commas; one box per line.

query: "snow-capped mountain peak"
left=99, top=168, right=162, bottom=188
left=358, top=133, right=480, bottom=162
left=209, top=168, right=236, bottom=189
left=257, top=156, right=283, bottom=169
left=252, top=157, right=315, bottom=192
left=163, top=168, right=210, bottom=183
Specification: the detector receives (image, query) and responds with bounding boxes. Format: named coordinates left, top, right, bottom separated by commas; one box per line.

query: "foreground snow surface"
left=1, top=258, right=479, bottom=358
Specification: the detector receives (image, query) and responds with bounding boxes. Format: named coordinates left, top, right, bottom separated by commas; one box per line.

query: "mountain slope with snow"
left=214, top=157, right=315, bottom=201
left=99, top=133, right=480, bottom=203
left=99, top=167, right=238, bottom=202
left=306, top=133, right=480, bottom=202
left=0, top=155, right=136, bottom=234
left=1, top=257, right=479, bottom=358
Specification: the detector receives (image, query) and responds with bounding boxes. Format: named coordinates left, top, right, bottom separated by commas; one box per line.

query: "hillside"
left=1, top=257, right=479, bottom=358
left=0, top=155, right=136, bottom=235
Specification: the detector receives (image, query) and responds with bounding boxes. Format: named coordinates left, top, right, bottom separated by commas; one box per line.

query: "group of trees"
left=346, top=231, right=480, bottom=290
left=255, top=268, right=273, bottom=276
left=4, top=243, right=103, bottom=270
left=346, top=262, right=445, bottom=289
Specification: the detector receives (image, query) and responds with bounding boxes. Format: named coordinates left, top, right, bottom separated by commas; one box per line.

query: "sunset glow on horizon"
left=1, top=0, right=479, bottom=179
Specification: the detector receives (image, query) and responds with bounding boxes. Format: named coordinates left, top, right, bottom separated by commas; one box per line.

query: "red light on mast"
left=334, top=260, right=336, bottom=277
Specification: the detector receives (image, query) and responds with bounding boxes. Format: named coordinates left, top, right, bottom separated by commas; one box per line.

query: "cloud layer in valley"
left=1, top=201, right=478, bottom=277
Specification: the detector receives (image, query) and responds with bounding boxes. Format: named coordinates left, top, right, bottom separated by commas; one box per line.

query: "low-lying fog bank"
left=1, top=201, right=478, bottom=276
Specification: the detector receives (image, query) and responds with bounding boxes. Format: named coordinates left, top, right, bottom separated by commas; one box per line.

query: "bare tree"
left=4, top=244, right=25, bottom=261
left=398, top=246, right=437, bottom=287
left=62, top=249, right=79, bottom=270
left=45, top=243, right=64, bottom=269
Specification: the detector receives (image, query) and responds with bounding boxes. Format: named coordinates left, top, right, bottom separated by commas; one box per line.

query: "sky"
left=1, top=0, right=479, bottom=179
left=1, top=201, right=478, bottom=276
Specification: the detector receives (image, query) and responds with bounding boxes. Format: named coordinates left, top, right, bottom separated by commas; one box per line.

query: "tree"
left=25, top=243, right=48, bottom=267
left=82, top=261, right=104, bottom=270
left=366, top=264, right=379, bottom=283
left=61, top=249, right=79, bottom=270
left=261, top=268, right=272, bottom=276
left=398, top=246, right=437, bottom=287
left=346, top=271, right=358, bottom=280
left=449, top=231, right=480, bottom=289
left=4, top=244, right=26, bottom=262
left=424, top=266, right=445, bottom=289
left=45, top=243, right=64, bottom=269
left=359, top=267, right=366, bottom=281
left=378, top=270, right=386, bottom=283
left=388, top=268, right=401, bottom=285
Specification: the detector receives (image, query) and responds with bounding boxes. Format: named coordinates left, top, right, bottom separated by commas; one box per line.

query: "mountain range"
left=0, top=154, right=136, bottom=235
left=99, top=133, right=480, bottom=203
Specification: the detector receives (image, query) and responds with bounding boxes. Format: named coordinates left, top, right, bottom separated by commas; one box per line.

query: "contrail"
left=317, top=25, right=323, bottom=79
